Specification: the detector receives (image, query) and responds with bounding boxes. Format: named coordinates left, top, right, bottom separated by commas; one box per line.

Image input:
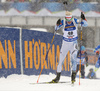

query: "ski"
left=30, top=81, right=70, bottom=85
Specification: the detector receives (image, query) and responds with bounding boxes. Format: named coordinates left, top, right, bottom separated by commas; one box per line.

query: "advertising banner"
left=0, top=28, right=21, bottom=77
left=0, top=28, right=71, bottom=77
left=22, top=29, right=71, bottom=76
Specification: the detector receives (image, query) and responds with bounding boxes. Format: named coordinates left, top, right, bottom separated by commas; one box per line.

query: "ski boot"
left=51, top=72, right=61, bottom=83
left=71, top=71, right=76, bottom=84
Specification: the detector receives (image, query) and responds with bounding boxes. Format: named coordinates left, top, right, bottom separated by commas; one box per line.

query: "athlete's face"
left=65, top=17, right=73, bottom=24
left=81, top=50, right=85, bottom=54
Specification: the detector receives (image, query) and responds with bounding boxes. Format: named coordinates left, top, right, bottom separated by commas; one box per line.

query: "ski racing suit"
left=76, top=50, right=88, bottom=78
left=55, top=18, right=88, bottom=73
left=94, top=45, right=100, bottom=71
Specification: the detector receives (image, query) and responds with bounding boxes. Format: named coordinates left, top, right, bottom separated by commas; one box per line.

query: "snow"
left=0, top=10, right=6, bottom=16
left=20, top=10, right=35, bottom=16
left=36, top=8, right=52, bottom=16
left=85, top=11, right=100, bottom=17
left=71, top=8, right=82, bottom=17
left=0, top=65, right=100, bottom=91
left=51, top=11, right=66, bottom=17
left=6, top=8, right=20, bottom=16
left=30, top=28, right=47, bottom=32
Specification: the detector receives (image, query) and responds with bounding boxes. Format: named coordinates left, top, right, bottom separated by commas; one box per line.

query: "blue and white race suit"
left=77, top=51, right=88, bottom=65
left=76, top=51, right=88, bottom=78
left=95, top=54, right=100, bottom=68
left=94, top=45, right=100, bottom=68
left=56, top=18, right=88, bottom=72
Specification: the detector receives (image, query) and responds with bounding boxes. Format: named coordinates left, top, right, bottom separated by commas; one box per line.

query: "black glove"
left=63, top=1, right=68, bottom=5
left=56, top=19, right=61, bottom=25
left=86, top=62, right=88, bottom=67
left=81, top=12, right=86, bottom=20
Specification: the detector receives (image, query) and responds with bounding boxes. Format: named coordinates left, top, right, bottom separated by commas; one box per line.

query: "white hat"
left=66, top=11, right=72, bottom=16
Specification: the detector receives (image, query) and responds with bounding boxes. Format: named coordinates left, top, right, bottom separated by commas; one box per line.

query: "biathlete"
left=76, top=46, right=88, bottom=78
left=51, top=11, right=88, bottom=84
left=94, top=45, right=100, bottom=72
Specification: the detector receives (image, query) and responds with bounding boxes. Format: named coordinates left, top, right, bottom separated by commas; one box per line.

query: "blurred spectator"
left=1, top=0, right=100, bottom=3
left=19, top=0, right=24, bottom=2
left=87, top=68, right=96, bottom=79
left=82, top=0, right=97, bottom=2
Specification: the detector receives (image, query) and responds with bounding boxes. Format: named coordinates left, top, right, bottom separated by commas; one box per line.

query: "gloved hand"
left=94, top=67, right=98, bottom=72
left=81, top=12, right=86, bottom=20
left=63, top=1, right=68, bottom=5
left=56, top=19, right=61, bottom=26
left=86, top=62, right=88, bottom=67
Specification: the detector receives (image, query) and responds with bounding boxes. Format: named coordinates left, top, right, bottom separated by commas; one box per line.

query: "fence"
left=0, top=16, right=99, bottom=48
left=0, top=16, right=99, bottom=27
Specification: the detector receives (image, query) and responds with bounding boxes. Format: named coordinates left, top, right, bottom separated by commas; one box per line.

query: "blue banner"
left=0, top=28, right=71, bottom=78
left=22, top=29, right=71, bottom=76
left=0, top=28, right=21, bottom=77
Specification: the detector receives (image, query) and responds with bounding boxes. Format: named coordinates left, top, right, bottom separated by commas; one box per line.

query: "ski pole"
left=37, top=32, right=56, bottom=83
left=37, top=1, right=68, bottom=83
left=79, top=30, right=82, bottom=85
left=79, top=13, right=83, bottom=85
